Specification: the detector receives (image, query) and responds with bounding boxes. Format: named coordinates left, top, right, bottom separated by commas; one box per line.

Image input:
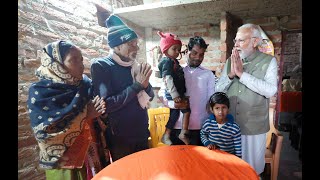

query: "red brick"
left=23, top=36, right=47, bottom=51
left=18, top=90, right=28, bottom=103
left=31, top=1, right=65, bottom=20
left=20, top=11, right=44, bottom=24
left=288, top=15, right=302, bottom=22
left=18, top=130, right=34, bottom=143
left=82, top=48, right=100, bottom=57
left=246, top=18, right=269, bottom=25
left=18, top=73, right=38, bottom=82
left=260, top=24, right=277, bottom=32
left=23, top=59, right=40, bottom=69
left=204, top=23, right=212, bottom=29
left=18, top=105, right=27, bottom=114
left=219, top=43, right=227, bottom=52
left=18, top=167, right=45, bottom=180
left=220, top=31, right=227, bottom=41
left=18, top=146, right=38, bottom=160
left=211, top=58, right=222, bottom=63
left=77, top=29, right=99, bottom=38
left=188, top=24, right=206, bottom=30
left=69, top=36, right=90, bottom=48
left=18, top=117, right=32, bottom=127
left=18, top=136, right=37, bottom=149
left=285, top=22, right=302, bottom=30
left=221, top=20, right=227, bottom=31
left=269, top=34, right=282, bottom=43
left=194, top=32, right=203, bottom=37
left=50, top=21, right=77, bottom=33
left=179, top=33, right=193, bottom=38
left=169, top=26, right=179, bottom=32
left=202, top=32, right=209, bottom=37
left=18, top=49, right=26, bottom=57
left=207, top=45, right=215, bottom=51
left=220, top=52, right=227, bottom=62
left=37, top=30, right=61, bottom=40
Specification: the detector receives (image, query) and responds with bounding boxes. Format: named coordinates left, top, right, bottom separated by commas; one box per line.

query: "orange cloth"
left=57, top=121, right=93, bottom=168
left=280, top=92, right=302, bottom=112
left=92, top=145, right=259, bottom=180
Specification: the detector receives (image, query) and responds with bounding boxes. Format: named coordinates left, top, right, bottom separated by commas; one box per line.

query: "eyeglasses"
left=233, top=37, right=257, bottom=44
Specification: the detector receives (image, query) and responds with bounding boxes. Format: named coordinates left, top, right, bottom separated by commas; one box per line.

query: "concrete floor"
left=262, top=108, right=302, bottom=180
left=261, top=130, right=302, bottom=180
left=277, top=130, right=302, bottom=180
left=261, top=131, right=302, bottom=180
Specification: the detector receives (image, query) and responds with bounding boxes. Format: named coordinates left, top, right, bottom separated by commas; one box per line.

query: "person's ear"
left=253, top=37, right=261, bottom=48
left=209, top=106, right=214, bottom=113
left=114, top=45, right=121, bottom=53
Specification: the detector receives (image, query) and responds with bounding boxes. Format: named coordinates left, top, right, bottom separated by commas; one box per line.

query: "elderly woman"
left=27, top=40, right=109, bottom=180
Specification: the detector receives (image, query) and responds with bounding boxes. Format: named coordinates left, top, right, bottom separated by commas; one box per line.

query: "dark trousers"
left=169, top=129, right=203, bottom=146
left=165, top=91, right=191, bottom=130
left=105, top=128, right=149, bottom=162
left=166, top=109, right=180, bottom=129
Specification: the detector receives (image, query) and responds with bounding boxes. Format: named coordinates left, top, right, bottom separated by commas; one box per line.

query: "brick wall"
left=219, top=12, right=243, bottom=76
left=18, top=0, right=145, bottom=179
left=18, top=0, right=302, bottom=179
left=244, top=15, right=302, bottom=108
left=148, top=23, right=221, bottom=81
left=282, top=32, right=302, bottom=78
left=146, top=24, right=221, bottom=108
left=112, top=0, right=143, bottom=8
left=245, top=15, right=302, bottom=64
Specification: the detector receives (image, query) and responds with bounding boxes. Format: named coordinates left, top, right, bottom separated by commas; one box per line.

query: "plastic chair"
left=147, top=107, right=170, bottom=148
left=265, top=108, right=284, bottom=180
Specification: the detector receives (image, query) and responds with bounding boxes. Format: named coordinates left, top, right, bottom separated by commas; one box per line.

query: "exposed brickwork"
left=18, top=1, right=302, bottom=179
left=219, top=12, right=243, bottom=76
left=18, top=0, right=145, bottom=179
left=244, top=16, right=302, bottom=111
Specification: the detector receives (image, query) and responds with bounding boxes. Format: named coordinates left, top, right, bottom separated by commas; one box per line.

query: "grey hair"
left=238, top=23, right=263, bottom=45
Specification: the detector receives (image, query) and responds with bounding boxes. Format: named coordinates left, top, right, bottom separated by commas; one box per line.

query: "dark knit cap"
left=105, top=15, right=138, bottom=48
left=43, top=40, right=74, bottom=64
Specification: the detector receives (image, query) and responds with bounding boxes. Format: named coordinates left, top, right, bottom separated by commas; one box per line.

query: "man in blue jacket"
left=91, top=10, right=154, bottom=161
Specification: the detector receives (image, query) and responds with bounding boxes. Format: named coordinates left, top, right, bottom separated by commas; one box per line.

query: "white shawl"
left=111, top=51, right=151, bottom=109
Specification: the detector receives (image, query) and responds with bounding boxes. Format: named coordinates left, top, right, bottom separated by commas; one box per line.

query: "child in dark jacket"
left=157, top=31, right=190, bottom=145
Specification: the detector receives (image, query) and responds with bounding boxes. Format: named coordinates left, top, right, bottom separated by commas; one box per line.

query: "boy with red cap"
left=157, top=31, right=190, bottom=145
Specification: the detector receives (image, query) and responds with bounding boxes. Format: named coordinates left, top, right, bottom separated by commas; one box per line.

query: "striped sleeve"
left=200, top=119, right=212, bottom=146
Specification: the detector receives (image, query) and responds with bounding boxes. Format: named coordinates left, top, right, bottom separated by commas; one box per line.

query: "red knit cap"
left=157, top=31, right=182, bottom=54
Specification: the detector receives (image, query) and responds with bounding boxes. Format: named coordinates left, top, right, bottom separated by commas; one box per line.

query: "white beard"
left=239, top=48, right=255, bottom=60
left=239, top=51, right=249, bottom=60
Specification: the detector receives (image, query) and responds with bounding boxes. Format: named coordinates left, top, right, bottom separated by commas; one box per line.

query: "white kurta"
left=216, top=54, right=278, bottom=175
left=158, top=65, right=216, bottom=130
left=241, top=134, right=267, bottom=174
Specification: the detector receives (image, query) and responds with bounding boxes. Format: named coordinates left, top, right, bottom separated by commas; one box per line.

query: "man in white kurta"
left=215, top=24, right=278, bottom=175
left=159, top=36, right=215, bottom=145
